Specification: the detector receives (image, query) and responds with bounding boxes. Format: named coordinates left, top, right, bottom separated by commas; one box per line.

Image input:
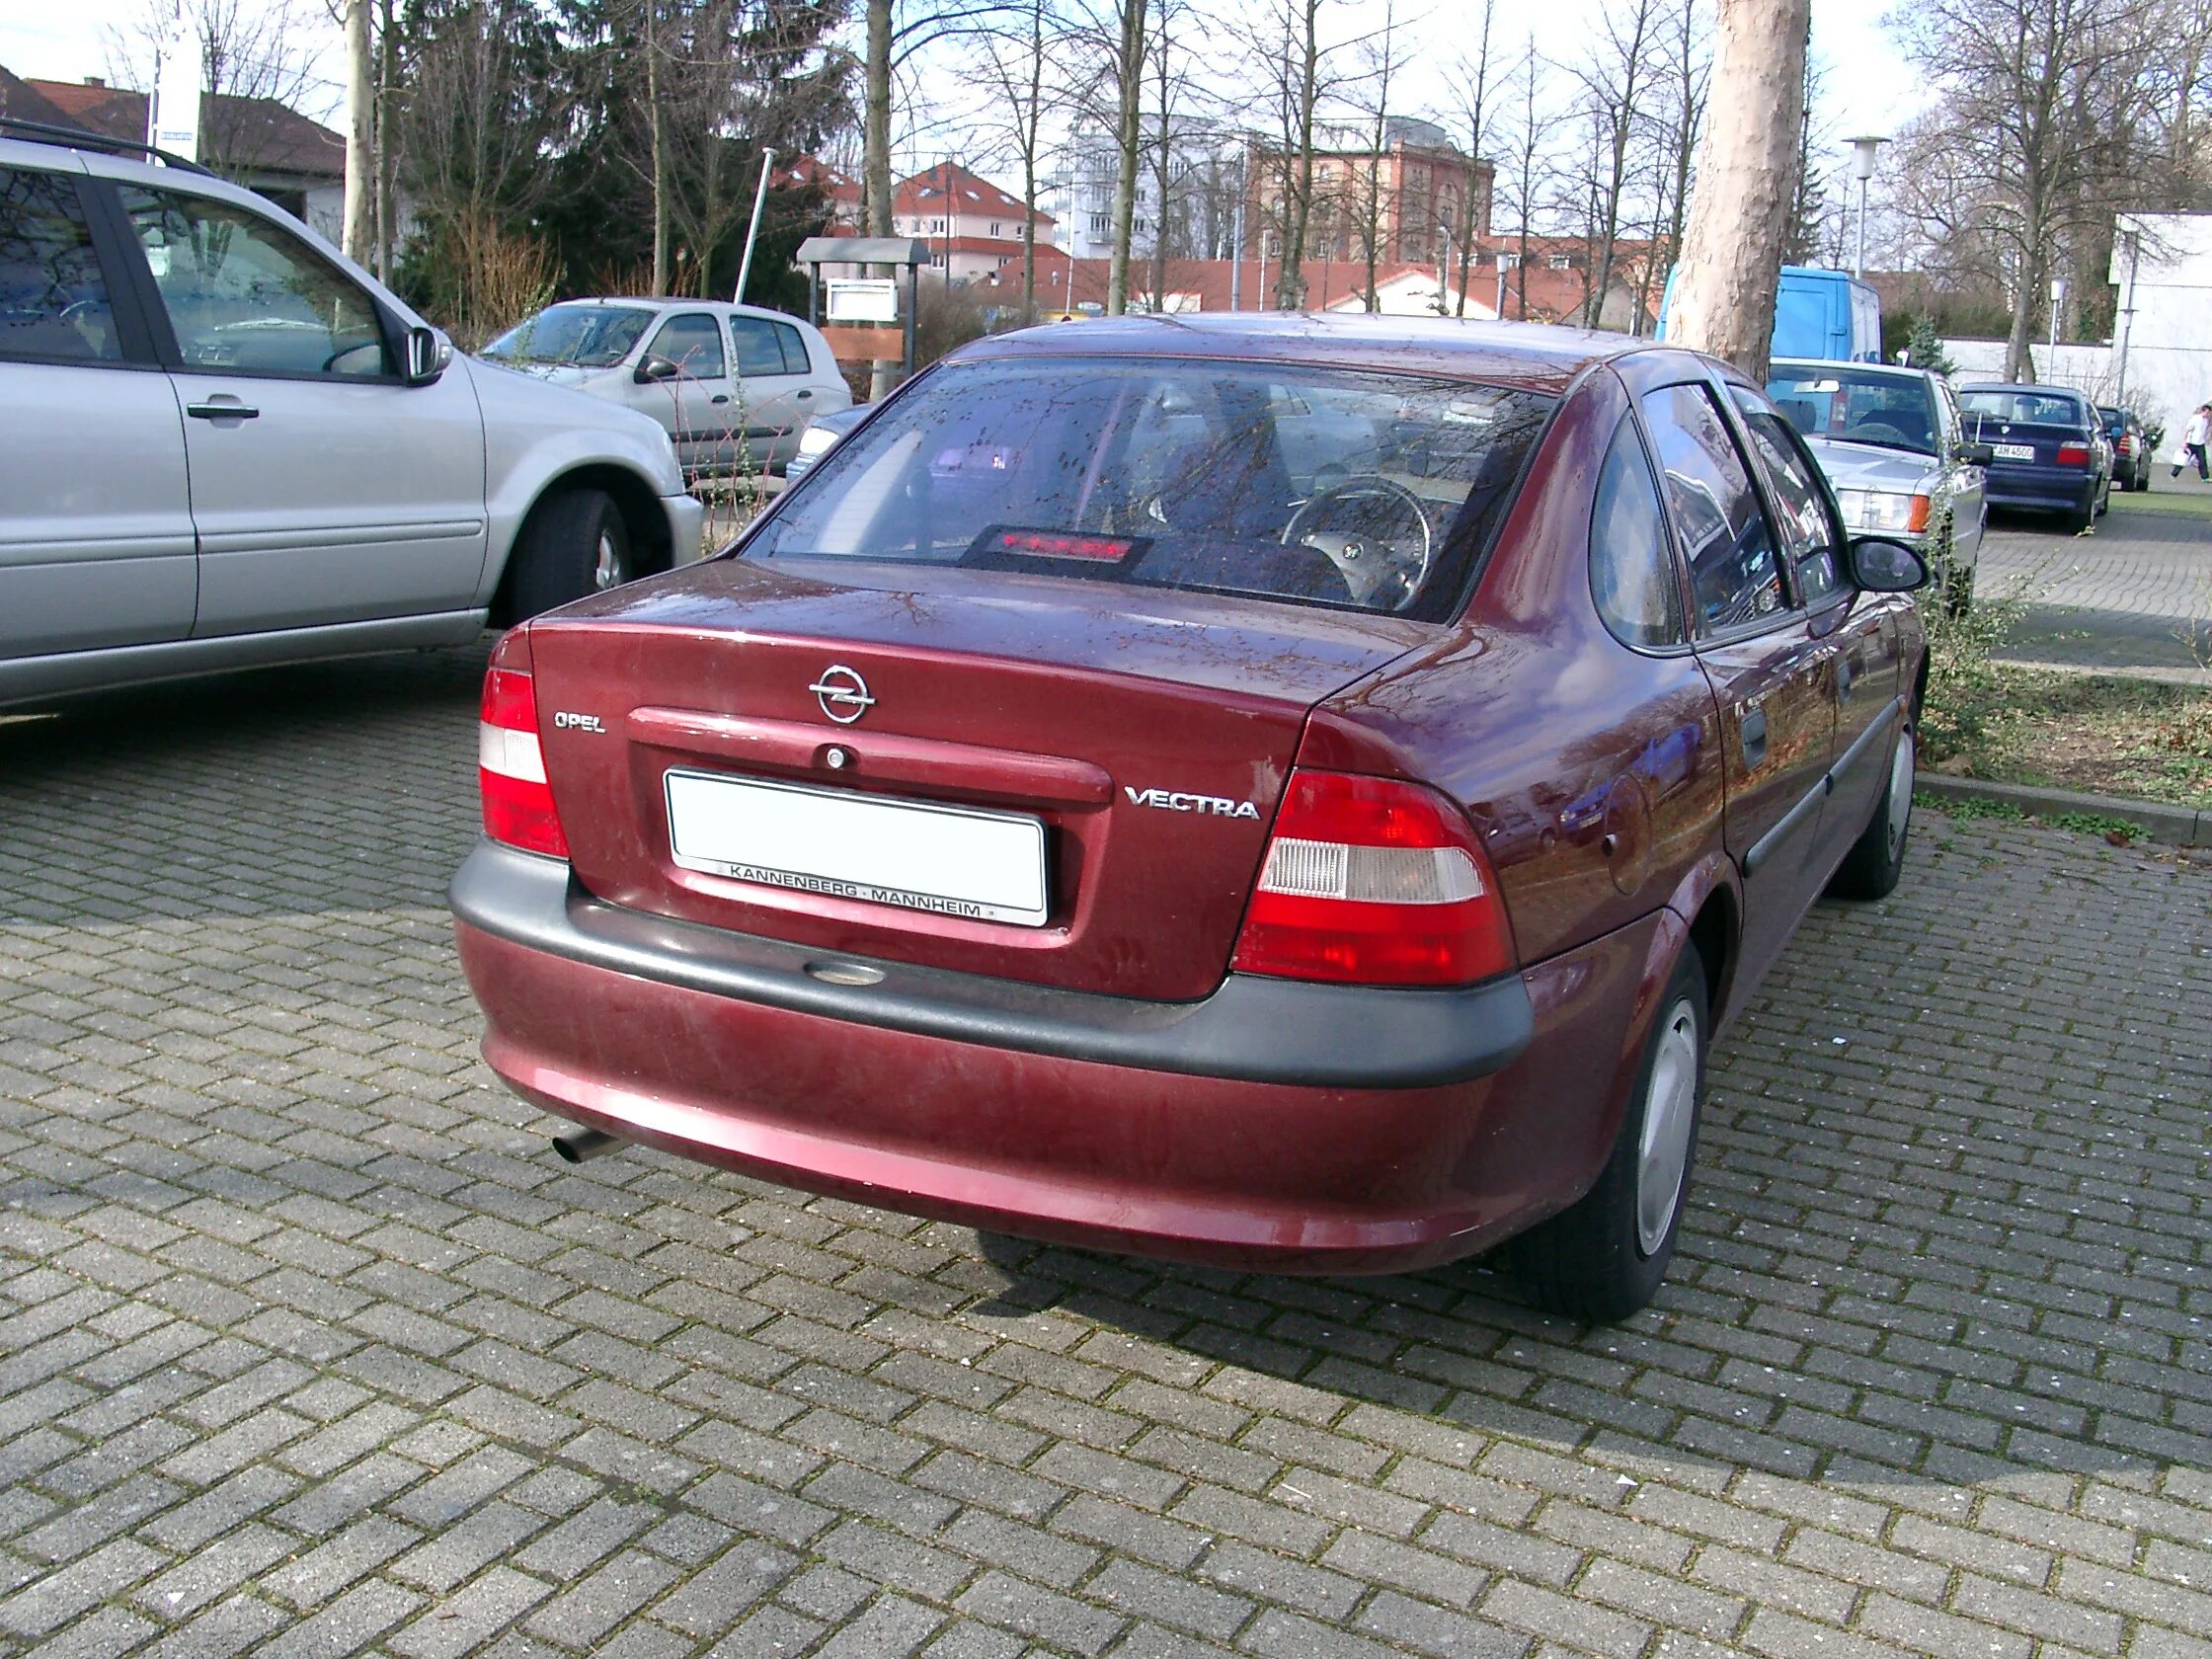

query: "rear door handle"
left=186, top=400, right=259, bottom=421
left=710, top=394, right=730, bottom=405
left=797, top=389, right=814, bottom=400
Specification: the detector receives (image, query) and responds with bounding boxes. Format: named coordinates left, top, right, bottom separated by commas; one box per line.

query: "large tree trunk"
left=342, top=0, right=374, bottom=262
left=647, top=17, right=671, bottom=294
left=2004, top=251, right=2042, bottom=381
left=1108, top=0, right=1149, bottom=315
left=374, top=0, right=397, bottom=281
left=1666, top=0, right=1808, bottom=377
left=865, top=0, right=895, bottom=397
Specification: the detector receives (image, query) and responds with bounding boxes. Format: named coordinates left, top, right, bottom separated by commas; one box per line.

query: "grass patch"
left=1921, top=660, right=2212, bottom=810
left=2103, top=488, right=2212, bottom=519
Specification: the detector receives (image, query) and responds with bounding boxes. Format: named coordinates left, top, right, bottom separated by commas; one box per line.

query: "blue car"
left=1955, top=383, right=2111, bottom=531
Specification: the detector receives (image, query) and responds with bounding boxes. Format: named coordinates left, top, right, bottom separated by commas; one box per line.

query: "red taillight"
left=2056, top=442, right=2091, bottom=467
left=479, top=653, right=570, bottom=859
left=1230, top=770, right=1516, bottom=987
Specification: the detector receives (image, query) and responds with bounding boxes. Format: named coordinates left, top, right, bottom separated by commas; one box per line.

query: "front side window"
left=749, top=356, right=1555, bottom=619
left=649, top=313, right=726, bottom=379
left=121, top=188, right=386, bottom=377
left=1589, top=415, right=1685, bottom=649
left=1637, top=382, right=1787, bottom=634
left=1731, top=388, right=1847, bottom=609
left=0, top=168, right=120, bottom=362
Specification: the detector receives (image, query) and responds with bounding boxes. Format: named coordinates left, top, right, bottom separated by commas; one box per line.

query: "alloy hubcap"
left=1885, top=730, right=1915, bottom=859
left=1634, top=998, right=1699, bottom=1256
left=593, top=530, right=625, bottom=592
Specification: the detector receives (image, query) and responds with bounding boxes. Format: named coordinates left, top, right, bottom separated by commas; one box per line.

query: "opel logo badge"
left=809, top=664, right=875, bottom=724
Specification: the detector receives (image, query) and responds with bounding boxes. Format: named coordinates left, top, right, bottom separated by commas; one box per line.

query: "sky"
left=0, top=0, right=1928, bottom=183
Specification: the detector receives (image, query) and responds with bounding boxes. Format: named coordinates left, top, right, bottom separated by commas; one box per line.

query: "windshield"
left=482, top=303, right=655, bottom=367
left=746, top=356, right=1555, bottom=619
left=1764, top=366, right=1939, bottom=455
left=1958, top=388, right=2088, bottom=428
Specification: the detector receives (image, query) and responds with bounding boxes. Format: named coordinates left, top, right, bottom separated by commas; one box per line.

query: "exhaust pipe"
left=551, top=1128, right=624, bottom=1164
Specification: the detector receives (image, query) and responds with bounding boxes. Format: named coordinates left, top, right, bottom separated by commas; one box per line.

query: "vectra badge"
left=810, top=664, right=875, bottom=724
left=1125, top=786, right=1260, bottom=819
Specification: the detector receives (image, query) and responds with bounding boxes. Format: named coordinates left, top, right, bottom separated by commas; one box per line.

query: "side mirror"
left=1958, top=440, right=1994, bottom=466
left=634, top=355, right=679, bottom=384
left=404, top=325, right=451, bottom=385
left=1849, top=536, right=1930, bottom=593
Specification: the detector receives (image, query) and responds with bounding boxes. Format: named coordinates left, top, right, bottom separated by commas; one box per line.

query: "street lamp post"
left=1849, top=136, right=1885, bottom=278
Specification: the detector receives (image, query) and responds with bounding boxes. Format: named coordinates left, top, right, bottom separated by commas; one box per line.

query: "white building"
left=1043, top=127, right=1161, bottom=262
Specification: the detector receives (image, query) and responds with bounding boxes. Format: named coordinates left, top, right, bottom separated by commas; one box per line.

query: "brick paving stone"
left=0, top=646, right=2207, bottom=1659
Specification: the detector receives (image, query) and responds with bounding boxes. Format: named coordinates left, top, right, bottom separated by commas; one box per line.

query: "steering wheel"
left=1281, top=475, right=1435, bottom=609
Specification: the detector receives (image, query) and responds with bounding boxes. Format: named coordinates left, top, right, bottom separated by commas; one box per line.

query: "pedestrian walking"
left=2172, top=404, right=2211, bottom=480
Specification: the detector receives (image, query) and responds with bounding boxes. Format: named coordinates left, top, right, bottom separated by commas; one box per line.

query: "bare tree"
left=1893, top=0, right=2162, bottom=378
left=1493, top=38, right=1560, bottom=321
left=974, top=0, right=1061, bottom=320
left=109, top=0, right=329, bottom=181
left=1443, top=1, right=1495, bottom=317
left=1232, top=0, right=1330, bottom=310
left=1565, top=0, right=1660, bottom=328
left=1342, top=0, right=1415, bottom=311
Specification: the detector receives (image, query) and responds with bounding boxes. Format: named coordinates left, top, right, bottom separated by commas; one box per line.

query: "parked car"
left=1766, top=358, right=1990, bottom=612
left=1955, top=382, right=2112, bottom=530
left=2098, top=404, right=2153, bottom=491
left=482, top=298, right=852, bottom=480
left=450, top=315, right=1932, bottom=1322
left=780, top=402, right=869, bottom=485
left=0, top=119, right=702, bottom=709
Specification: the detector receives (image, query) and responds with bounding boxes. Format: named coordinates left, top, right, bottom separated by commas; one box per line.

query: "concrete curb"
left=1913, top=771, right=2206, bottom=846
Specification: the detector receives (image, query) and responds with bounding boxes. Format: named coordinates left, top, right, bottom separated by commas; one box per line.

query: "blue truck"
left=1656, top=266, right=1882, bottom=362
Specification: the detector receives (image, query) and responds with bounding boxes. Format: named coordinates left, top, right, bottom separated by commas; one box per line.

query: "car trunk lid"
left=522, top=557, right=1432, bottom=1000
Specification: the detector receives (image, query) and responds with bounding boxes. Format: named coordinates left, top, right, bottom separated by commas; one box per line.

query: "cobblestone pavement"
left=1, top=649, right=2208, bottom=1659
left=1982, top=496, right=2212, bottom=681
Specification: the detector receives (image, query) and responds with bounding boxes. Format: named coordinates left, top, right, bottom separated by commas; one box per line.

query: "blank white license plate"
left=666, top=770, right=1049, bottom=926
left=1990, top=442, right=2034, bottom=461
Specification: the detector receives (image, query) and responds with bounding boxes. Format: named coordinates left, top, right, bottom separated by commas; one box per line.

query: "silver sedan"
left=1765, top=359, right=1989, bottom=613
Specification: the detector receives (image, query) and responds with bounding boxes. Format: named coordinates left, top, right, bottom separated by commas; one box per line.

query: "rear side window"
left=1589, top=416, right=1684, bottom=649
left=1637, top=383, right=1787, bottom=634
left=747, top=356, right=1556, bottom=619
left=0, top=168, right=120, bottom=362
left=772, top=320, right=810, bottom=374
left=732, top=317, right=794, bottom=377
left=650, top=313, right=726, bottom=379
left=121, top=187, right=387, bottom=377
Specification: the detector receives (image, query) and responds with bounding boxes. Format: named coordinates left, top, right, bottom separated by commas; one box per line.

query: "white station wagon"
left=481, top=299, right=853, bottom=480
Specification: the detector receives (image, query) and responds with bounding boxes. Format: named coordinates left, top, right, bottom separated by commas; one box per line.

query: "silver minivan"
left=481, top=299, right=852, bottom=480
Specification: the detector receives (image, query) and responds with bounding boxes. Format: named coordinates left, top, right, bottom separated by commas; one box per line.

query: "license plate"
left=1990, top=442, right=2034, bottom=461
left=666, top=770, right=1049, bottom=926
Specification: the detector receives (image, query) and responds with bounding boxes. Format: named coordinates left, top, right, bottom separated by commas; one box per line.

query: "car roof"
left=1770, top=357, right=1932, bottom=380
left=947, top=313, right=1665, bottom=394
left=1956, top=381, right=2085, bottom=397
left=566, top=296, right=802, bottom=321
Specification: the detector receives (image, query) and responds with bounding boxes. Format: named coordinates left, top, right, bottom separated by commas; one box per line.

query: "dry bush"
left=444, top=210, right=559, bottom=349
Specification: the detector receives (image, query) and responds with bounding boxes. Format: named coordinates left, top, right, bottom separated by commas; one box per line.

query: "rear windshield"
left=1765, top=366, right=1938, bottom=455
left=1958, top=388, right=2087, bottom=427
left=745, top=356, right=1555, bottom=619
left=482, top=303, right=655, bottom=367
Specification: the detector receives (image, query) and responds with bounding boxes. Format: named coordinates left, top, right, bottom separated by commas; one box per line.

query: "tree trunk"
left=374, top=0, right=397, bottom=281
left=1276, top=0, right=1320, bottom=310
left=342, top=0, right=374, bottom=262
left=2004, top=251, right=2041, bottom=382
left=647, top=13, right=671, bottom=294
left=1666, top=0, right=1808, bottom=377
left=865, top=0, right=895, bottom=396
left=1108, top=0, right=1148, bottom=316
left=1150, top=20, right=1171, bottom=314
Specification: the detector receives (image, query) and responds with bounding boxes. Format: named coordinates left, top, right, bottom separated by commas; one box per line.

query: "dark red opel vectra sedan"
left=452, top=315, right=1930, bottom=1320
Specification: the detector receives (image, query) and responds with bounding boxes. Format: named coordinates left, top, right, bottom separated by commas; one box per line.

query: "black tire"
left=503, top=489, right=632, bottom=621
left=2133, top=470, right=2151, bottom=492
left=2064, top=503, right=2094, bottom=533
left=2094, top=476, right=2110, bottom=517
left=1512, top=953, right=1708, bottom=1323
left=1828, top=716, right=1916, bottom=901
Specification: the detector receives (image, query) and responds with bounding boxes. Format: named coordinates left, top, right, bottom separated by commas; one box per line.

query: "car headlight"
left=793, top=424, right=842, bottom=461
left=1836, top=490, right=1931, bottom=534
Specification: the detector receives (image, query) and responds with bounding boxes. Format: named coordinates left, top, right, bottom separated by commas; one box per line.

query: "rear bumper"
left=663, top=491, right=707, bottom=565
left=1983, top=465, right=2096, bottom=514
left=450, top=843, right=1644, bottom=1272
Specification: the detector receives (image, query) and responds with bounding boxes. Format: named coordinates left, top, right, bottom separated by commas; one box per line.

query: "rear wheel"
left=1512, top=953, right=1707, bottom=1323
left=1828, top=718, right=1915, bottom=901
left=504, top=489, right=632, bottom=621
left=2064, top=502, right=2094, bottom=533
